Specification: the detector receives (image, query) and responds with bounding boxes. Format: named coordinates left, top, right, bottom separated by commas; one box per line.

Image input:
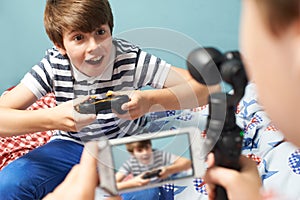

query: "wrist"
left=163, top=166, right=174, bottom=176
left=36, top=108, right=56, bottom=131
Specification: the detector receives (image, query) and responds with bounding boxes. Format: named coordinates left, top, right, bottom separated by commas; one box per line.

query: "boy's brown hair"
left=44, top=0, right=114, bottom=49
left=126, top=140, right=152, bottom=153
left=254, top=0, right=300, bottom=36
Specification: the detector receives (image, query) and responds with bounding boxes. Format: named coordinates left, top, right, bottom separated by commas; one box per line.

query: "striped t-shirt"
left=21, top=38, right=171, bottom=143
left=118, top=149, right=177, bottom=176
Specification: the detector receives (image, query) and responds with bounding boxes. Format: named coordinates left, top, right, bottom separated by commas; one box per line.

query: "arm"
left=115, top=171, right=126, bottom=183
left=116, top=172, right=150, bottom=190
left=160, top=66, right=220, bottom=109
left=115, top=166, right=151, bottom=190
left=0, top=83, right=96, bottom=136
left=143, top=67, right=217, bottom=109
left=117, top=66, right=220, bottom=119
left=158, top=156, right=192, bottom=180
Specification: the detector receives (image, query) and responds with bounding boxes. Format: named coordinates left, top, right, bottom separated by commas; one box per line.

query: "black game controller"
left=141, top=169, right=162, bottom=179
left=75, top=95, right=130, bottom=115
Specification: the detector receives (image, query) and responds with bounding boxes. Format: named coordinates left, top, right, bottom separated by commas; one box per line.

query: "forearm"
left=0, top=107, right=55, bottom=136
left=166, top=157, right=192, bottom=175
left=117, top=179, right=143, bottom=190
left=143, top=79, right=220, bottom=112
left=117, top=181, right=134, bottom=190
left=0, top=96, right=96, bottom=137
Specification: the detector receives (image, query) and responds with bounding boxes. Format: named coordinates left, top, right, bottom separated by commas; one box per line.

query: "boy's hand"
left=203, top=153, right=263, bottom=200
left=132, top=173, right=151, bottom=186
left=157, top=167, right=169, bottom=180
left=119, top=173, right=150, bottom=189
left=108, top=90, right=151, bottom=120
left=50, top=96, right=97, bottom=132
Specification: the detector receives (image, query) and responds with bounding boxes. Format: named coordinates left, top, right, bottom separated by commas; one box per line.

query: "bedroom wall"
left=0, top=0, right=241, bottom=94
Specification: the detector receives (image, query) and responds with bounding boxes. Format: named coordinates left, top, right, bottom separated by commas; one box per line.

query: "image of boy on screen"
left=115, top=139, right=192, bottom=190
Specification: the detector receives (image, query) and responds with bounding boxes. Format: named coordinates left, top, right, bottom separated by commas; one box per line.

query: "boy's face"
left=240, top=0, right=300, bottom=146
left=57, top=24, right=113, bottom=77
left=132, top=144, right=153, bottom=165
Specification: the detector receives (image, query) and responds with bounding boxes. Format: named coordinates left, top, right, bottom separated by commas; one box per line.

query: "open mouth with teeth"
left=85, top=56, right=104, bottom=65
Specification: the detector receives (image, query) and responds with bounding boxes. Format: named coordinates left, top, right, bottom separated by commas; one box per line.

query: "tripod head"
left=187, top=47, right=247, bottom=104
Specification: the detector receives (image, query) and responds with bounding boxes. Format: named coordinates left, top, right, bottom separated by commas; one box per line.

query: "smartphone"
left=96, top=126, right=206, bottom=195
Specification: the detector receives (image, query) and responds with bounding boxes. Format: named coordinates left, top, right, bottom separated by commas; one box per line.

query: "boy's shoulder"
left=45, top=47, right=65, bottom=59
left=113, top=38, right=140, bottom=54
left=152, top=149, right=163, bottom=155
left=42, top=46, right=70, bottom=68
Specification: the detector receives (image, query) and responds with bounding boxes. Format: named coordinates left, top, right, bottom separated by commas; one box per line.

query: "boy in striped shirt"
left=116, top=139, right=191, bottom=191
left=0, top=0, right=219, bottom=199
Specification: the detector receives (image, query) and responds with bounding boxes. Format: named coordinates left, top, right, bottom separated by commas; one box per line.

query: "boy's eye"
left=96, top=29, right=106, bottom=35
left=74, top=35, right=83, bottom=41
